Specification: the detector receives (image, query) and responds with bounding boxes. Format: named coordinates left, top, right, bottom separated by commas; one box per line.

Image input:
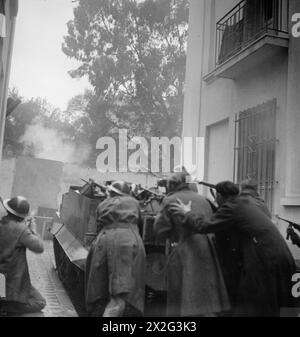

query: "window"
left=234, top=99, right=277, bottom=211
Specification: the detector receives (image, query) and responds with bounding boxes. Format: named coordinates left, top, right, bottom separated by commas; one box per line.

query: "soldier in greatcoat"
left=0, top=196, right=46, bottom=315
left=85, top=181, right=146, bottom=317
left=154, top=173, right=230, bottom=317
left=169, top=181, right=296, bottom=316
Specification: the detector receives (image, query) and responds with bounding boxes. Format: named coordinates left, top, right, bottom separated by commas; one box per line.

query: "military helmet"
left=108, top=181, right=131, bottom=196
left=215, top=181, right=240, bottom=197
left=166, top=170, right=191, bottom=194
left=2, top=196, right=30, bottom=218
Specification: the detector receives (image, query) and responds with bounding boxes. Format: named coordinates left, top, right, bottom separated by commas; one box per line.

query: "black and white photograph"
left=0, top=0, right=299, bottom=323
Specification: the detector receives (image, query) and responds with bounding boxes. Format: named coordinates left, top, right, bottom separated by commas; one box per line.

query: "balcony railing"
left=215, top=0, right=289, bottom=66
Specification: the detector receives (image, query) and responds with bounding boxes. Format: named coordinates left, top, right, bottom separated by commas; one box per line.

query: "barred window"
left=234, top=99, right=277, bottom=211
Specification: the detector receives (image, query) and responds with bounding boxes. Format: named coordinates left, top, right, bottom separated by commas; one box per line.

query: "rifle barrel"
left=198, top=181, right=217, bottom=189
left=140, top=187, right=164, bottom=199
left=276, top=215, right=300, bottom=231
left=81, top=178, right=107, bottom=192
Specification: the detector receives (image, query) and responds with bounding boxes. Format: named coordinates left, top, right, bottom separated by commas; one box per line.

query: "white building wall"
left=184, top=0, right=289, bottom=197
left=182, top=0, right=205, bottom=141
left=206, top=119, right=231, bottom=182
left=183, top=0, right=300, bottom=259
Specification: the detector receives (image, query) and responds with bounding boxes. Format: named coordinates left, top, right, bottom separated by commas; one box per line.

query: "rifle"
left=276, top=215, right=300, bottom=231
left=197, top=181, right=217, bottom=199
left=275, top=215, right=300, bottom=240
left=197, top=181, right=217, bottom=189
left=81, top=178, right=108, bottom=195
left=137, top=186, right=165, bottom=204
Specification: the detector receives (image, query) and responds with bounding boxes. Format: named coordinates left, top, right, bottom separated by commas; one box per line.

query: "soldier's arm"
left=153, top=199, right=173, bottom=239
left=293, top=235, right=300, bottom=248
left=19, top=227, right=44, bottom=253
left=287, top=227, right=300, bottom=248
left=172, top=202, right=235, bottom=234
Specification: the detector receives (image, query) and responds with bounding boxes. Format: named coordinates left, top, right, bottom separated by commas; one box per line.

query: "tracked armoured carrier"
left=51, top=179, right=167, bottom=316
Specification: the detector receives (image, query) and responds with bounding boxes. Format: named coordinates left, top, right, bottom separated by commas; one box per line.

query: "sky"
left=10, top=0, right=91, bottom=111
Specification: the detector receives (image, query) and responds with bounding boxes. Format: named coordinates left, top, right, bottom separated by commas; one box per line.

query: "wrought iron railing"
left=216, top=0, right=289, bottom=66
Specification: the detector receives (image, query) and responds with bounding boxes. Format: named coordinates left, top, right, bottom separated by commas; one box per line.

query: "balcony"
left=204, top=0, right=289, bottom=81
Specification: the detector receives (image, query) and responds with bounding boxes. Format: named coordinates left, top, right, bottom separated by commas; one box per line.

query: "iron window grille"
left=234, top=99, right=277, bottom=212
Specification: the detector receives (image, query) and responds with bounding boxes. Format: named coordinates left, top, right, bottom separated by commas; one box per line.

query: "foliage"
left=62, top=0, right=189, bottom=139
left=3, top=89, right=91, bottom=164
left=4, top=1, right=189, bottom=169
left=4, top=89, right=49, bottom=157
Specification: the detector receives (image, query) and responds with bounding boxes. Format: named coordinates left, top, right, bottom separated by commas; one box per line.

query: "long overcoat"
left=85, top=195, right=146, bottom=317
left=182, top=196, right=296, bottom=316
left=0, top=216, right=46, bottom=313
left=154, top=185, right=230, bottom=317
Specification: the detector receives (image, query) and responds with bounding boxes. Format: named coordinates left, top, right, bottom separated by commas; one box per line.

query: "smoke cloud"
left=19, top=123, right=91, bottom=165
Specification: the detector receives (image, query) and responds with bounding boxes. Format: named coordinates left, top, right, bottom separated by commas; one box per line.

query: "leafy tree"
left=65, top=92, right=116, bottom=165
left=3, top=89, right=92, bottom=164
left=62, top=0, right=189, bottom=139
left=3, top=90, right=50, bottom=157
